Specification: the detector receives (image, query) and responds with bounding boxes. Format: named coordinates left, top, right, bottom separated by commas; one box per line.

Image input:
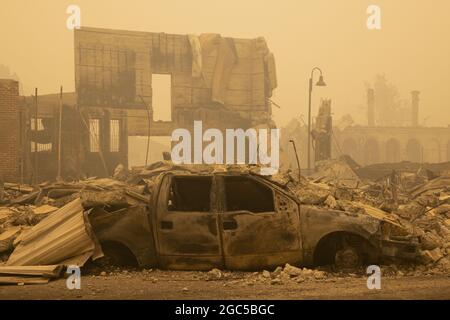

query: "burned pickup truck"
left=89, top=165, right=419, bottom=270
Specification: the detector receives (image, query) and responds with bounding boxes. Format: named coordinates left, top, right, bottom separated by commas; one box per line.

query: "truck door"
left=218, top=175, right=302, bottom=270
left=155, top=174, right=223, bottom=270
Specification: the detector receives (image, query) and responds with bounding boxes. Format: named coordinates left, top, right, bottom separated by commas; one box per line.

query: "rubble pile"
left=224, top=264, right=327, bottom=286
left=0, top=159, right=449, bottom=285
left=0, top=176, right=152, bottom=284
left=398, top=173, right=450, bottom=271
left=0, top=177, right=151, bottom=258
left=277, top=158, right=450, bottom=273
left=0, top=162, right=186, bottom=265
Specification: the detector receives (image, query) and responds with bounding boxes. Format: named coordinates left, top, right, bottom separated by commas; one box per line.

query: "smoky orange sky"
left=1, top=0, right=449, bottom=127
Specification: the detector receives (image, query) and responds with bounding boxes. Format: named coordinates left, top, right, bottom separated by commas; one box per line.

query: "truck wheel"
left=335, top=247, right=361, bottom=269
left=314, top=232, right=377, bottom=268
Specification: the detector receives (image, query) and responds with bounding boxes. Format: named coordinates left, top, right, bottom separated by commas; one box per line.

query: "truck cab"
left=152, top=172, right=302, bottom=270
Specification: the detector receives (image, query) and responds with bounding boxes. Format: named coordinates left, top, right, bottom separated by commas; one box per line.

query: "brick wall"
left=0, top=79, right=20, bottom=182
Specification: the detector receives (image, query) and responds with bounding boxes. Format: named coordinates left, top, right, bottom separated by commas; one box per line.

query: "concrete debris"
left=421, top=231, right=442, bottom=251
left=300, top=163, right=450, bottom=272
left=256, top=159, right=450, bottom=273
left=272, top=266, right=282, bottom=276
left=295, top=183, right=330, bottom=205
left=310, top=158, right=361, bottom=188
left=444, top=219, right=450, bottom=228
left=270, top=278, right=282, bottom=285
left=228, top=264, right=328, bottom=286
left=206, top=268, right=223, bottom=280
left=283, top=263, right=303, bottom=277
left=420, top=248, right=443, bottom=264
left=262, top=270, right=271, bottom=278
left=313, top=270, right=326, bottom=279
left=0, top=208, right=12, bottom=224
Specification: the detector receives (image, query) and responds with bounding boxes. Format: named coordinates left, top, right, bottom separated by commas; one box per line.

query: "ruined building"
left=282, top=89, right=450, bottom=170
left=335, top=90, right=450, bottom=166
left=0, top=27, right=277, bottom=182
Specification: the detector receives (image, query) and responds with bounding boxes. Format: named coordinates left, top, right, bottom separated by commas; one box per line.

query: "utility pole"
left=34, top=88, right=38, bottom=184
left=57, top=86, right=63, bottom=181
left=138, top=95, right=151, bottom=167
left=307, top=77, right=312, bottom=173
left=289, top=139, right=301, bottom=182
left=307, top=67, right=326, bottom=174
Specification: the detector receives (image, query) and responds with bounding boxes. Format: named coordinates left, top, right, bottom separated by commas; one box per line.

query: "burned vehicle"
left=89, top=166, right=419, bottom=270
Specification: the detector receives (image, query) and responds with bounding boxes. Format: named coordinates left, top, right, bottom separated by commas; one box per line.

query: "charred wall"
left=19, top=93, right=82, bottom=182
left=74, top=27, right=277, bottom=136
left=17, top=93, right=129, bottom=181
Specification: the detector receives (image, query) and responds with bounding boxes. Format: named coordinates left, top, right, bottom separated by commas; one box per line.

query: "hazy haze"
left=1, top=0, right=449, bottom=127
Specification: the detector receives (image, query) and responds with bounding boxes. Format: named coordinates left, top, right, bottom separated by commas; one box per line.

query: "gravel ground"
left=1, top=266, right=449, bottom=300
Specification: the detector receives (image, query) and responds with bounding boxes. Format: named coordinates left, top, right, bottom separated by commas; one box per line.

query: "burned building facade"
left=74, top=27, right=277, bottom=135
left=335, top=125, right=450, bottom=166
left=0, top=27, right=277, bottom=183
left=282, top=90, right=450, bottom=171
left=74, top=27, right=277, bottom=175
left=335, top=90, right=450, bottom=166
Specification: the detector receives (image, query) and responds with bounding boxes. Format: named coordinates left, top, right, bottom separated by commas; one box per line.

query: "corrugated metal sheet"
left=6, top=198, right=102, bottom=266
left=0, top=265, right=62, bottom=277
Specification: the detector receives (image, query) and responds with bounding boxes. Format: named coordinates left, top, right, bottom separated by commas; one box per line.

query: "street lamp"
left=307, top=67, right=326, bottom=173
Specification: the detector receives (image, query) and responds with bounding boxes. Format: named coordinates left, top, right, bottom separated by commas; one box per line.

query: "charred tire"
left=313, top=232, right=377, bottom=268
left=335, top=247, right=360, bottom=269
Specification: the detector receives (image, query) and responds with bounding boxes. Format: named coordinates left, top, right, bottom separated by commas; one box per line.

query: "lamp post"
left=307, top=67, right=326, bottom=173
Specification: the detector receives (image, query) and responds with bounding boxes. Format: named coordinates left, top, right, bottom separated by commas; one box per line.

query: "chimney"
left=367, top=88, right=375, bottom=126
left=411, top=90, right=420, bottom=126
